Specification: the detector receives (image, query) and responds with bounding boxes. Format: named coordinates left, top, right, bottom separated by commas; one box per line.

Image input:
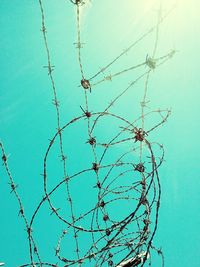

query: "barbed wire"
left=0, top=0, right=176, bottom=266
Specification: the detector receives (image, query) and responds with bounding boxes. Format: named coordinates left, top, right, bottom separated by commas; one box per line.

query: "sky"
left=0, top=0, right=200, bottom=266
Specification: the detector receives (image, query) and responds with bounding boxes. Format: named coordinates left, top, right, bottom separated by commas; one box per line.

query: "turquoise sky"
left=0, top=1, right=200, bottom=267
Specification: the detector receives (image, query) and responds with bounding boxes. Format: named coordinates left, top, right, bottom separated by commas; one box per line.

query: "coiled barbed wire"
left=0, top=1, right=176, bottom=266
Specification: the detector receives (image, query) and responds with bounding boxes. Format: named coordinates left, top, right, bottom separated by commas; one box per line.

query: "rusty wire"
left=0, top=1, right=176, bottom=266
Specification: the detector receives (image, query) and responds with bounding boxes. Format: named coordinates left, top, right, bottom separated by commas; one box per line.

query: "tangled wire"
left=0, top=1, right=176, bottom=266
